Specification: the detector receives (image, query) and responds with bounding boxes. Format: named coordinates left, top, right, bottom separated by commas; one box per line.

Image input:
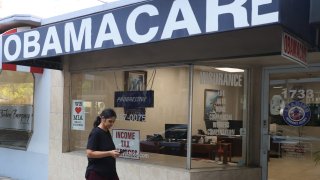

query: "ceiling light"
left=214, top=67, right=244, bottom=73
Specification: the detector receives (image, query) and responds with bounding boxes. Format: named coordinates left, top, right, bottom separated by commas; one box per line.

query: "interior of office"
left=69, top=65, right=246, bottom=169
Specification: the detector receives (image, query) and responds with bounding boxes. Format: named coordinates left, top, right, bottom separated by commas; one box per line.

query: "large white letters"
left=94, top=13, right=123, bottom=48
left=41, top=26, right=63, bottom=56
left=127, top=4, right=159, bottom=43
left=161, top=0, right=201, bottom=39
left=65, top=18, right=92, bottom=52
left=4, top=35, right=21, bottom=61
left=23, top=31, right=40, bottom=58
left=252, top=0, right=279, bottom=25
left=1, top=0, right=281, bottom=62
left=206, top=0, right=249, bottom=32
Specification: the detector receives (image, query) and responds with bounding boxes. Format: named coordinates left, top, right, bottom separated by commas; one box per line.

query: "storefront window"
left=70, top=66, right=189, bottom=167
left=70, top=65, right=248, bottom=168
left=0, top=71, right=34, bottom=150
left=268, top=71, right=320, bottom=179
left=191, top=66, right=247, bottom=168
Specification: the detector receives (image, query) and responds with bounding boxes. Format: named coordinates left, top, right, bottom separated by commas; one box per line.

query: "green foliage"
left=0, top=83, right=34, bottom=104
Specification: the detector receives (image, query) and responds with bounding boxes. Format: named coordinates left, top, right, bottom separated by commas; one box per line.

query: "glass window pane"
left=192, top=66, right=247, bottom=168
left=70, top=66, right=189, bottom=168
left=0, top=71, right=34, bottom=149
left=268, top=72, right=320, bottom=179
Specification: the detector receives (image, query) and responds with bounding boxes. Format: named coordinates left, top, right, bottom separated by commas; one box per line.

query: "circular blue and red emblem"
left=282, top=101, right=311, bottom=126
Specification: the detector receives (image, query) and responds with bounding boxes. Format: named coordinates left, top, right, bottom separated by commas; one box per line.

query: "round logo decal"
left=282, top=101, right=311, bottom=126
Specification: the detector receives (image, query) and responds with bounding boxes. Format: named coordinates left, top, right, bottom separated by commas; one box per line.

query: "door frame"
left=261, top=63, right=320, bottom=180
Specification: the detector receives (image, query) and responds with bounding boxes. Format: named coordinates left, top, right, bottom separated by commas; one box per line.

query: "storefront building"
left=1, top=0, right=320, bottom=180
left=0, top=16, right=50, bottom=180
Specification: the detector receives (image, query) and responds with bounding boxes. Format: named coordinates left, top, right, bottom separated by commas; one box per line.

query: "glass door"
left=265, top=67, right=320, bottom=180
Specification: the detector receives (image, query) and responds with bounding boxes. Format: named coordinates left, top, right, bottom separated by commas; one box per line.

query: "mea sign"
left=1, top=0, right=279, bottom=62
left=71, top=100, right=85, bottom=130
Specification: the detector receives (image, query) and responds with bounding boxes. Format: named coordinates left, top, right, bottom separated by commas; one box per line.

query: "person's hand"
left=110, top=150, right=120, bottom=158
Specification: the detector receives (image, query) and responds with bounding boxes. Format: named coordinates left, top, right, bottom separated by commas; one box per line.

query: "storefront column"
left=248, top=66, right=263, bottom=166
left=187, top=65, right=194, bottom=169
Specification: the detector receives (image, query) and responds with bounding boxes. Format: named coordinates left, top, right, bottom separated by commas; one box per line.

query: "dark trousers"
left=86, top=171, right=119, bottom=180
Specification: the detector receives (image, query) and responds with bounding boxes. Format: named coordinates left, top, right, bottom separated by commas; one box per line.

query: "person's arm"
left=86, top=149, right=120, bottom=158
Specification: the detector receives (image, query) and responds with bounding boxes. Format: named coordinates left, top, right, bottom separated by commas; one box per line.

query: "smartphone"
left=119, top=149, right=127, bottom=154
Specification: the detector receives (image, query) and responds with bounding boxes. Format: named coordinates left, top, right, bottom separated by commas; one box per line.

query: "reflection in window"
left=0, top=71, right=34, bottom=150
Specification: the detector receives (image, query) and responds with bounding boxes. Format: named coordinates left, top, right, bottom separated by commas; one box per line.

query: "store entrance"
left=267, top=68, right=320, bottom=180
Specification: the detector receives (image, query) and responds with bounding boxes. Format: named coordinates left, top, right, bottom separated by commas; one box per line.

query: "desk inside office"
left=140, top=140, right=217, bottom=159
left=191, top=143, right=216, bottom=160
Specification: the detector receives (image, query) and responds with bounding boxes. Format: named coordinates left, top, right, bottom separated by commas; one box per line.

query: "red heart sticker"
left=75, top=107, right=82, bottom=114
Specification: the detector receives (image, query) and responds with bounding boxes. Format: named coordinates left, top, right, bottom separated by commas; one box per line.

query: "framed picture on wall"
left=204, top=89, right=222, bottom=121
left=124, top=70, right=148, bottom=122
left=124, top=71, right=147, bottom=91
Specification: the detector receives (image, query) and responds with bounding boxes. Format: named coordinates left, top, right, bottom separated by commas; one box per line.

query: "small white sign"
left=112, top=129, right=140, bottom=160
left=71, top=100, right=85, bottom=130
left=282, top=32, right=308, bottom=67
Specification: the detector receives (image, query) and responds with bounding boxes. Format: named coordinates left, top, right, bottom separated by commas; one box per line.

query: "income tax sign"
left=112, top=129, right=140, bottom=160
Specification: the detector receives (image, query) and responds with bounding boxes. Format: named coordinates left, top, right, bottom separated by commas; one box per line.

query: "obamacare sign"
left=0, top=0, right=279, bottom=63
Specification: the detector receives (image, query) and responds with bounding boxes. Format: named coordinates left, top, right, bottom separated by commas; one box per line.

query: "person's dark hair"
left=93, top=108, right=117, bottom=128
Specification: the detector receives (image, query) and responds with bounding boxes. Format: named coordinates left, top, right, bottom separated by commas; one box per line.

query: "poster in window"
left=204, top=89, right=222, bottom=121
left=71, top=100, right=85, bottom=130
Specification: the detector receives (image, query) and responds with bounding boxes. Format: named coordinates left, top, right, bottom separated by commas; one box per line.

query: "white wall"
left=0, top=69, right=51, bottom=180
